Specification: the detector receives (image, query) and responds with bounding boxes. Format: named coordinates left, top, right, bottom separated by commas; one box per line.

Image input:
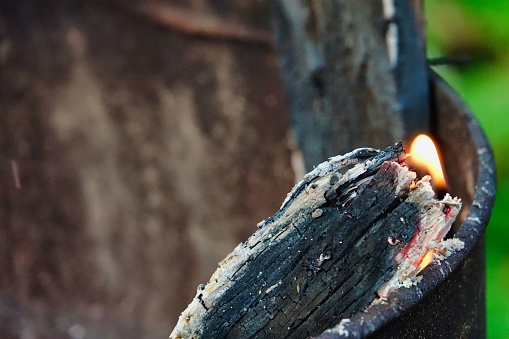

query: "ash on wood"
left=170, top=143, right=459, bottom=338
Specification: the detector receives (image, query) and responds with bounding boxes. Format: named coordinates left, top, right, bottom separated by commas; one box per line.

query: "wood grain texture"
left=170, top=144, right=444, bottom=338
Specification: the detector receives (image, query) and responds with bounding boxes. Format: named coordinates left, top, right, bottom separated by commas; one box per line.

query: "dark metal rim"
left=317, top=73, right=496, bottom=338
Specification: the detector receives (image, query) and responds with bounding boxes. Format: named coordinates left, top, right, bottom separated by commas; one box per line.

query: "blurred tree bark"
left=273, top=0, right=403, bottom=169
left=0, top=0, right=400, bottom=337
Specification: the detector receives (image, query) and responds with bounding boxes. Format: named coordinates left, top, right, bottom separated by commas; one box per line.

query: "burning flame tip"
left=408, top=134, right=447, bottom=190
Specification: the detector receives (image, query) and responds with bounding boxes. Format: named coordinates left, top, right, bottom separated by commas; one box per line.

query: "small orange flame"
left=418, top=249, right=435, bottom=272
left=408, top=134, right=448, bottom=271
left=408, top=134, right=447, bottom=190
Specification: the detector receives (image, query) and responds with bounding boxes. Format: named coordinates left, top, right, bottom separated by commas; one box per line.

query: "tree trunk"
left=273, top=0, right=403, bottom=169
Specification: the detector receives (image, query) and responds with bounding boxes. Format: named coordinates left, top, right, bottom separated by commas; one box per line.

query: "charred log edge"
left=98, top=0, right=273, bottom=45
left=315, top=72, right=496, bottom=339
left=324, top=142, right=405, bottom=204
left=260, top=142, right=405, bottom=228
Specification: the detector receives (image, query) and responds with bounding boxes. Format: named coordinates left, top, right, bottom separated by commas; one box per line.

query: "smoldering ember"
left=170, top=142, right=463, bottom=338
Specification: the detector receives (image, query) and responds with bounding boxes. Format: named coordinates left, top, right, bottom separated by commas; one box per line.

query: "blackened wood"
left=171, top=145, right=432, bottom=338
left=272, top=0, right=403, bottom=169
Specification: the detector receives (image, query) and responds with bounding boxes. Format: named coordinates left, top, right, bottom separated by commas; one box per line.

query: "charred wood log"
left=170, top=143, right=461, bottom=338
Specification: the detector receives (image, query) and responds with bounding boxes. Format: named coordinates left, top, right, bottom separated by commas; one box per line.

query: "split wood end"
left=170, top=143, right=462, bottom=338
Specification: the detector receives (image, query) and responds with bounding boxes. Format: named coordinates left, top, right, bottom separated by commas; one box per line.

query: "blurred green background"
left=426, top=0, right=509, bottom=337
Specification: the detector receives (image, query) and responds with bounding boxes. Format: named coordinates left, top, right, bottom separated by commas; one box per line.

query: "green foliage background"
left=426, top=1, right=509, bottom=337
